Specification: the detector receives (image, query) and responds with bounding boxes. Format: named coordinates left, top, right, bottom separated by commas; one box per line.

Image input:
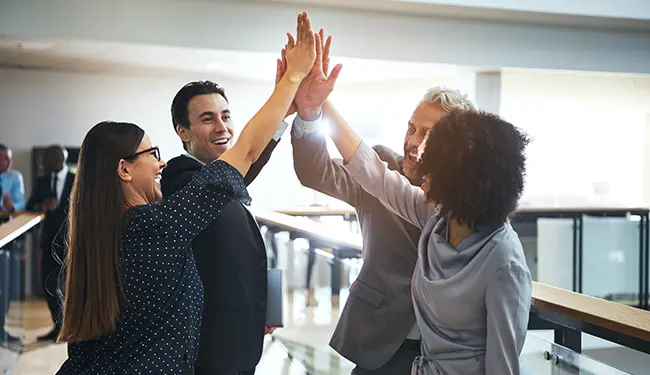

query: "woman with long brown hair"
left=55, top=13, right=316, bottom=375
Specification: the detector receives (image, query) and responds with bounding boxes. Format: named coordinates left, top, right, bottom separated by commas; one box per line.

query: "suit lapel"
left=61, top=173, right=74, bottom=202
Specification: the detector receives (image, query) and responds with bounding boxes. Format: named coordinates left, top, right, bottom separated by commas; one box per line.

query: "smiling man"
left=162, top=52, right=340, bottom=373
left=161, top=81, right=284, bottom=375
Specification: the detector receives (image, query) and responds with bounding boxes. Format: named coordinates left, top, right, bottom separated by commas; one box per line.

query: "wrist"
left=298, top=107, right=322, bottom=122
left=283, top=69, right=306, bottom=85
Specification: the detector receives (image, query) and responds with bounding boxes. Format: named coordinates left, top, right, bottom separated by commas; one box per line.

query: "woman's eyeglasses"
left=124, top=146, right=161, bottom=162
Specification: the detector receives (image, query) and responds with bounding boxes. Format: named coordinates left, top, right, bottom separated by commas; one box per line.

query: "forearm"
left=220, top=74, right=302, bottom=176
left=292, top=130, right=360, bottom=206
left=344, top=141, right=431, bottom=228
left=322, top=101, right=362, bottom=164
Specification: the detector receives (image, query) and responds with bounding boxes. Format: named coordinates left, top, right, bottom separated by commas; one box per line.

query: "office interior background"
left=1, top=0, right=650, bottom=374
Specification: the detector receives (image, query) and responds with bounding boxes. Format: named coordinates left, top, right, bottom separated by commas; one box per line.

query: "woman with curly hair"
left=322, top=100, right=532, bottom=375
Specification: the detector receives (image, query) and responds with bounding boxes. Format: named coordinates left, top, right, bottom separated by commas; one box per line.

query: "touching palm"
left=276, top=29, right=343, bottom=118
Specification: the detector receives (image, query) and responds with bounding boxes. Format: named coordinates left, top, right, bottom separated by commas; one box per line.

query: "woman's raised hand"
left=284, top=12, right=316, bottom=82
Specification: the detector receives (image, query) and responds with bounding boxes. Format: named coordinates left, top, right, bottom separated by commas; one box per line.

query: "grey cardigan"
left=345, top=141, right=532, bottom=375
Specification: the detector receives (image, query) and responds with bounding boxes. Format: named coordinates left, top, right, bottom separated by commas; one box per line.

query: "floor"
left=1, top=289, right=351, bottom=375
left=3, top=286, right=649, bottom=375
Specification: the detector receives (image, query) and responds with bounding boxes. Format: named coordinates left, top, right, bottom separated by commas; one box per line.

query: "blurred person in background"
left=26, top=145, right=75, bottom=341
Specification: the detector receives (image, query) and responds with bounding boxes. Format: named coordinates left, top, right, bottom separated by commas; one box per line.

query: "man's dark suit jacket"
left=161, top=141, right=277, bottom=373
left=27, top=171, right=75, bottom=261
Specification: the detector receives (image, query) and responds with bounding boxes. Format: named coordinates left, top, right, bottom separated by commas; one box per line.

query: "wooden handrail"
left=275, top=207, right=650, bottom=217
left=532, top=282, right=650, bottom=342
left=0, top=212, right=44, bottom=248
left=258, top=206, right=650, bottom=344
left=251, top=207, right=361, bottom=251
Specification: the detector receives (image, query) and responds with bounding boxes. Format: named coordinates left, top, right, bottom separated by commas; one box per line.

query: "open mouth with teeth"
left=155, top=173, right=162, bottom=183
left=405, top=149, right=419, bottom=163
left=211, top=138, right=230, bottom=146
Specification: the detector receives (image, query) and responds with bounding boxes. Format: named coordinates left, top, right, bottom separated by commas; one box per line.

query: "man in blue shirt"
left=1, top=144, right=26, bottom=343
left=0, top=144, right=26, bottom=213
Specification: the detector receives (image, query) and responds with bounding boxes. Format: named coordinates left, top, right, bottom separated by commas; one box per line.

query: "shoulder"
left=485, top=224, right=530, bottom=280
left=8, top=169, right=23, bottom=180
left=165, top=155, right=202, bottom=172
left=124, top=204, right=167, bottom=235
left=161, top=155, right=202, bottom=196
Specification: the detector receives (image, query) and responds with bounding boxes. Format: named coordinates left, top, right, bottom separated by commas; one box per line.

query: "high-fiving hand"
left=283, top=12, right=317, bottom=84
left=276, top=27, right=343, bottom=120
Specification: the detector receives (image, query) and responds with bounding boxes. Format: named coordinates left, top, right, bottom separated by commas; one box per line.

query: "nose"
left=407, top=135, right=421, bottom=150
left=159, top=160, right=167, bottom=169
left=213, top=119, right=229, bottom=134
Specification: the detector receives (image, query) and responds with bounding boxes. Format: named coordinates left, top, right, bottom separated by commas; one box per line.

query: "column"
left=455, top=68, right=502, bottom=114
left=643, top=114, right=650, bottom=206
left=475, top=71, right=502, bottom=114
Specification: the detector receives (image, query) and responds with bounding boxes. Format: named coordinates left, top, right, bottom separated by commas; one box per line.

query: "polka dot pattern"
left=56, top=160, right=251, bottom=375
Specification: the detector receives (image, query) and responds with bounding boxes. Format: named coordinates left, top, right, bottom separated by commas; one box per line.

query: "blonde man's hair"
left=421, top=86, right=476, bottom=112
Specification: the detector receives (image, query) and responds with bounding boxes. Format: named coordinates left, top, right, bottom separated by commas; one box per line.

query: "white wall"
left=6, top=66, right=650, bottom=210
left=0, top=67, right=455, bottom=209
left=500, top=69, right=650, bottom=207
left=0, top=67, right=272, bottom=199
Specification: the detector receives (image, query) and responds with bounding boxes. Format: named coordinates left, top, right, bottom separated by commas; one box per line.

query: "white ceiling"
left=0, top=35, right=459, bottom=83
left=261, top=0, right=650, bottom=31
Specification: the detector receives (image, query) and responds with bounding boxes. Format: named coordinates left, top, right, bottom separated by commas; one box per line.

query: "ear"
left=117, top=159, right=133, bottom=183
left=176, top=125, right=191, bottom=143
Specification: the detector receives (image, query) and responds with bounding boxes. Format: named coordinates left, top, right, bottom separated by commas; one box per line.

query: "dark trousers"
left=195, top=367, right=255, bottom=375
left=351, top=339, right=420, bottom=375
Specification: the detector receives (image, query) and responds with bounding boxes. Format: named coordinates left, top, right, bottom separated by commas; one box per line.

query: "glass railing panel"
left=523, top=332, right=633, bottom=374
left=1, top=239, right=25, bottom=346
left=581, top=216, right=641, bottom=305
left=536, top=218, right=576, bottom=290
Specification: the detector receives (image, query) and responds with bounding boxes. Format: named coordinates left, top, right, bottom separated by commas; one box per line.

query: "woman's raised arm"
left=219, top=12, right=316, bottom=176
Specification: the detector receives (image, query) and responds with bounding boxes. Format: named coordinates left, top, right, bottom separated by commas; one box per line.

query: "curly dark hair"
left=416, top=110, right=530, bottom=230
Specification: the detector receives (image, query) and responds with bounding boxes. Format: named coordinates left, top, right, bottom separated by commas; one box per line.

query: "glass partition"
left=522, top=333, right=632, bottom=374
left=581, top=216, right=641, bottom=305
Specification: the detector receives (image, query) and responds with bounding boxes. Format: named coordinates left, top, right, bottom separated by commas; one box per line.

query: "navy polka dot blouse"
left=56, top=160, right=251, bottom=375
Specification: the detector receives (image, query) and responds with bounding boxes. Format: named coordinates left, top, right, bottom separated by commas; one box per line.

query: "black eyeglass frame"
left=123, top=146, right=161, bottom=161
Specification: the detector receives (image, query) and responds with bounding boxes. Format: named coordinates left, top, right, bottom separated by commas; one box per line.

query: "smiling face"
left=118, top=134, right=166, bottom=205
left=176, top=93, right=234, bottom=164
left=402, top=102, right=449, bottom=180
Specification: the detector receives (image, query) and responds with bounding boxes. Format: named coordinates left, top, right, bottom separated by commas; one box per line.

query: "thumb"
left=326, top=63, right=343, bottom=87
left=275, top=58, right=283, bottom=85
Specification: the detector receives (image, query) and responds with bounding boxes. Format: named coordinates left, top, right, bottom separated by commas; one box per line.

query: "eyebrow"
left=199, top=109, right=230, bottom=118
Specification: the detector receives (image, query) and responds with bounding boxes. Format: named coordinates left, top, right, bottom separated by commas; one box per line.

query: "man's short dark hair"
left=170, top=81, right=228, bottom=150
left=0, top=143, right=7, bottom=152
left=417, top=110, right=531, bottom=230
